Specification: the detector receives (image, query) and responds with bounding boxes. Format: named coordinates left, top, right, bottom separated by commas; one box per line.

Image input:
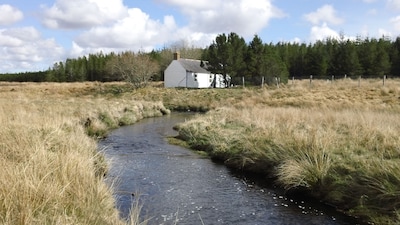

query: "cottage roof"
left=177, top=59, right=210, bottom=74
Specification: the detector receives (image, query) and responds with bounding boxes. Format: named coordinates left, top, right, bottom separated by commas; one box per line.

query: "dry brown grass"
left=2, top=79, right=399, bottom=224
left=174, top=78, right=400, bottom=224
left=235, top=78, right=400, bottom=110
left=96, top=78, right=400, bottom=113
left=0, top=82, right=167, bottom=225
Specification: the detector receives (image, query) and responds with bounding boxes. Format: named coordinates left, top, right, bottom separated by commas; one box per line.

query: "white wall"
left=165, top=60, right=227, bottom=88
left=164, top=61, right=187, bottom=88
left=178, top=72, right=213, bottom=88
left=165, top=61, right=213, bottom=88
left=194, top=72, right=213, bottom=88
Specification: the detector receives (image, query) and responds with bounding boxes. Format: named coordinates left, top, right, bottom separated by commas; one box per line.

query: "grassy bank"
left=0, top=82, right=169, bottom=225
left=2, top=79, right=399, bottom=224
left=172, top=78, right=400, bottom=224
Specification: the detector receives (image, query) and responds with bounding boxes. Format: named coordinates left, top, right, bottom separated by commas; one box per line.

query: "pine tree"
left=226, top=32, right=247, bottom=85
left=374, top=37, right=391, bottom=77
left=390, top=37, right=400, bottom=77
left=304, top=42, right=328, bottom=78
left=331, top=39, right=361, bottom=78
left=246, top=35, right=265, bottom=82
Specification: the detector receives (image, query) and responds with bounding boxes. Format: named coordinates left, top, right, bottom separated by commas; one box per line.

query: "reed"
left=174, top=78, right=400, bottom=224
left=0, top=82, right=169, bottom=225
left=2, top=78, right=400, bottom=224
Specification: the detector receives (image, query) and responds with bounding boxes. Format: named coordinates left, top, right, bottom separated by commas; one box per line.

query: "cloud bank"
left=0, top=26, right=63, bottom=72
left=47, top=0, right=285, bottom=56
left=1, top=0, right=400, bottom=73
left=304, top=5, right=345, bottom=41
left=160, top=0, right=285, bottom=37
left=0, top=5, right=23, bottom=26
left=41, top=0, right=128, bottom=29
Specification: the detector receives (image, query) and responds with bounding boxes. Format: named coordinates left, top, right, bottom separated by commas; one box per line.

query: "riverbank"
left=1, top=79, right=399, bottom=224
left=172, top=79, right=400, bottom=225
left=0, top=82, right=169, bottom=225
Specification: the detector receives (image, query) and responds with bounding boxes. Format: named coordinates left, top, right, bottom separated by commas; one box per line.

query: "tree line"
left=203, top=33, right=400, bottom=86
left=1, top=32, right=399, bottom=86
left=0, top=48, right=202, bottom=85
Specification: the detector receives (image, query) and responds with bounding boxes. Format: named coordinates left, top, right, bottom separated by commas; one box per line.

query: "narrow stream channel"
left=99, top=113, right=361, bottom=225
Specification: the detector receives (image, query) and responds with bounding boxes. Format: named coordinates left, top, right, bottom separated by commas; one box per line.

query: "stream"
left=99, top=113, right=361, bottom=225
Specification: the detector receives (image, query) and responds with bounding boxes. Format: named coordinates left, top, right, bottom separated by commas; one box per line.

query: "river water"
left=99, top=113, right=361, bottom=225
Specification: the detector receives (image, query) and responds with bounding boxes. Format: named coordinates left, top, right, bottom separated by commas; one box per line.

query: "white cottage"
left=164, top=53, right=226, bottom=88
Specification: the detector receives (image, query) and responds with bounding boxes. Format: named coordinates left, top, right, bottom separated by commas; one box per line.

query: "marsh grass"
left=127, top=193, right=150, bottom=225
left=0, top=82, right=169, bottom=225
left=2, top=79, right=400, bottom=224
left=174, top=78, right=400, bottom=224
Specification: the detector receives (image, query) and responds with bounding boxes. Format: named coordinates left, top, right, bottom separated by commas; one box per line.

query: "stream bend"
left=99, top=113, right=359, bottom=225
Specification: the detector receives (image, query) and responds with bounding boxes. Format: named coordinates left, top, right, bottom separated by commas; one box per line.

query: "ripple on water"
left=100, top=114, right=363, bottom=225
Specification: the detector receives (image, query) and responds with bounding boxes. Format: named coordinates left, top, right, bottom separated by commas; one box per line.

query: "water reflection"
left=99, top=113, right=360, bottom=225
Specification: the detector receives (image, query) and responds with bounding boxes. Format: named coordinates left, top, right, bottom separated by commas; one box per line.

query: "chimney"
left=173, top=52, right=180, bottom=60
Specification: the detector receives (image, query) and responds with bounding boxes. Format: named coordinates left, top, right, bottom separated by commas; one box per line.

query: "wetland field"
left=0, top=78, right=399, bottom=224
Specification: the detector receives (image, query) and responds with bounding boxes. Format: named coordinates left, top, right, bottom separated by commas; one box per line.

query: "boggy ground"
left=0, top=82, right=169, bottom=225
left=1, top=79, right=399, bottom=225
left=170, top=79, right=400, bottom=225
left=69, top=79, right=400, bottom=224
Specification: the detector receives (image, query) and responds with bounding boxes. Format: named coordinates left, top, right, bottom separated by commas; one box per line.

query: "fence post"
left=383, top=75, right=386, bottom=86
left=275, top=77, right=279, bottom=88
left=292, top=76, right=295, bottom=85
left=310, top=75, right=313, bottom=88
left=358, top=76, right=361, bottom=87
left=331, top=75, right=334, bottom=83
left=261, top=76, right=264, bottom=88
left=242, top=76, right=245, bottom=88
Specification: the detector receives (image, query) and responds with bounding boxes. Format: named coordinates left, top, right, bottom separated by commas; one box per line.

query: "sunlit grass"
left=0, top=82, right=169, bottom=225
left=2, top=78, right=400, bottom=224
left=174, top=78, right=400, bottom=224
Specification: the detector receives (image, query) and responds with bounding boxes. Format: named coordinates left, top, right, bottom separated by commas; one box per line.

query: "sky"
left=1, top=0, right=400, bottom=73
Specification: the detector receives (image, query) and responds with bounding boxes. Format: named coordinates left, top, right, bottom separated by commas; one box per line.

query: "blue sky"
left=1, top=0, right=400, bottom=72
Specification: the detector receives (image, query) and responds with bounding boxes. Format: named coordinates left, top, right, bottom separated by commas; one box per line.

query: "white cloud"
left=159, top=0, right=285, bottom=38
left=388, top=0, right=400, bottom=10
left=0, top=4, right=23, bottom=26
left=378, top=28, right=392, bottom=37
left=72, top=0, right=285, bottom=55
left=390, top=15, right=400, bottom=31
left=309, top=23, right=340, bottom=42
left=304, top=5, right=344, bottom=26
left=72, top=8, right=178, bottom=55
left=309, top=23, right=357, bottom=42
left=41, top=0, right=128, bottom=29
left=41, top=0, right=286, bottom=61
left=171, top=28, right=218, bottom=48
left=291, top=37, right=302, bottom=44
left=158, top=0, right=215, bottom=10
left=0, top=27, right=64, bottom=72
left=360, top=25, right=370, bottom=37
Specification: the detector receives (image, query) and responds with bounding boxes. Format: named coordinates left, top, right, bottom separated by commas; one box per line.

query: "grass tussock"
left=174, top=78, right=400, bottom=224
left=102, top=78, right=400, bottom=113
left=2, top=78, right=400, bottom=224
left=0, top=82, right=168, bottom=225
